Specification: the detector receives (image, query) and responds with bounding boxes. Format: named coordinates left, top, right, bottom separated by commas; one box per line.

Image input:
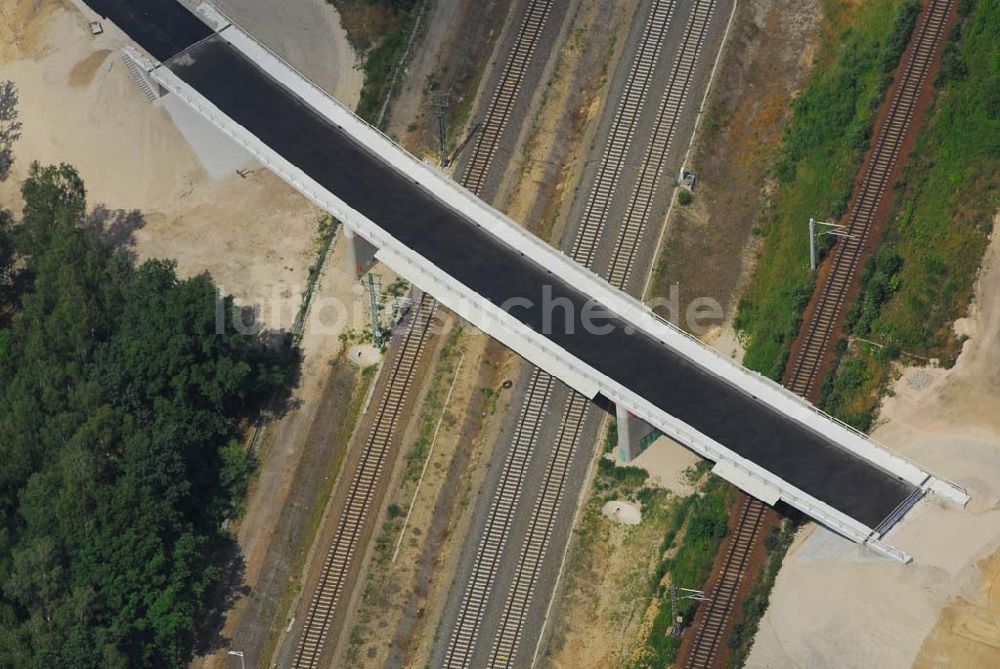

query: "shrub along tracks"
left=677, top=1, right=959, bottom=665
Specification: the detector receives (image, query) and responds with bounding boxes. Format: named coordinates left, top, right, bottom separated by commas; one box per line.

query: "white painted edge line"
left=191, top=5, right=968, bottom=507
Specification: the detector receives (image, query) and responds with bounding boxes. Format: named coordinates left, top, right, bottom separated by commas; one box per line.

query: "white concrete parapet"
left=195, top=5, right=964, bottom=504
left=121, top=6, right=968, bottom=560
left=122, top=45, right=900, bottom=555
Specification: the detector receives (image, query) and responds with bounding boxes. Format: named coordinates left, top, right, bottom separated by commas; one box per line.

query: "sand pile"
left=603, top=500, right=642, bottom=526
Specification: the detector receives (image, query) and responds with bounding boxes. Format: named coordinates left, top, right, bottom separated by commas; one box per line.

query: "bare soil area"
left=196, top=237, right=379, bottom=668
left=0, top=0, right=324, bottom=328
left=651, top=0, right=822, bottom=334
left=387, top=0, right=515, bottom=156
left=748, top=214, right=1000, bottom=668
left=211, top=0, right=363, bottom=108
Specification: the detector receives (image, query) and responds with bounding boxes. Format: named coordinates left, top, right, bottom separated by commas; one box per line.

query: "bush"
left=880, top=0, right=922, bottom=74
left=677, top=189, right=693, bottom=206
left=635, top=476, right=731, bottom=667
left=843, top=249, right=902, bottom=336
left=597, top=456, right=649, bottom=488
left=727, top=521, right=798, bottom=666
left=737, top=0, right=908, bottom=379
left=936, top=42, right=969, bottom=86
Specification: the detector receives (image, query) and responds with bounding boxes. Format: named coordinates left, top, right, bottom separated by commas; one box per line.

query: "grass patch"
left=330, top=0, right=423, bottom=124
left=548, top=424, right=728, bottom=667
left=819, top=341, right=895, bottom=431
left=632, top=469, right=733, bottom=667
left=819, top=0, right=1000, bottom=424
left=734, top=0, right=915, bottom=379
left=399, top=326, right=463, bottom=486
left=862, top=0, right=999, bottom=360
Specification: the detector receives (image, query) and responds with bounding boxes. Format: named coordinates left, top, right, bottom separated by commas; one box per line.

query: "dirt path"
left=747, top=213, right=1000, bottom=667
left=386, top=0, right=515, bottom=156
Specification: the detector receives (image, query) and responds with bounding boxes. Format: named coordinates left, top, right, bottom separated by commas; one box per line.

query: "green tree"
left=0, top=164, right=296, bottom=665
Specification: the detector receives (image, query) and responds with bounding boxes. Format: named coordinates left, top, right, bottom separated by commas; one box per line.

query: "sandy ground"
left=628, top=435, right=701, bottom=497
left=602, top=500, right=642, bottom=526
left=208, top=0, right=362, bottom=109
left=0, top=0, right=332, bottom=330
left=0, top=2, right=381, bottom=666
left=747, top=217, right=1000, bottom=668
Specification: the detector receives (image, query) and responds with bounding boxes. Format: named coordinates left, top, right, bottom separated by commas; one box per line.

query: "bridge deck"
left=85, top=0, right=920, bottom=532
left=83, top=0, right=212, bottom=62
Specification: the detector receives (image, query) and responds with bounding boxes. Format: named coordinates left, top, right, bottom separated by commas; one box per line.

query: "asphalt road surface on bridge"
left=85, top=0, right=918, bottom=531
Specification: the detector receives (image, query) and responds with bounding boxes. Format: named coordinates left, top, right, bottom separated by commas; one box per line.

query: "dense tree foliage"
left=0, top=163, right=294, bottom=666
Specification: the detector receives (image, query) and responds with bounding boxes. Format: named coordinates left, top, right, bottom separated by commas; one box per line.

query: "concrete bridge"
left=80, top=0, right=967, bottom=561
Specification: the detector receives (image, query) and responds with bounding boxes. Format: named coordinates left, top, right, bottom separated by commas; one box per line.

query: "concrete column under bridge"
left=344, top=225, right=378, bottom=279
left=616, top=403, right=658, bottom=462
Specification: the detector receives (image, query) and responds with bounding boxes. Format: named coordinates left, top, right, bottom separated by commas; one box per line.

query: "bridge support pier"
left=344, top=225, right=378, bottom=279
left=616, top=403, right=656, bottom=463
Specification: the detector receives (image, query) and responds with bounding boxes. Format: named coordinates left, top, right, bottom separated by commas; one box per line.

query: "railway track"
left=292, top=295, right=437, bottom=668
left=486, top=391, right=588, bottom=666
left=786, top=0, right=954, bottom=399
left=462, top=0, right=555, bottom=195
left=569, top=0, right=678, bottom=270
left=443, top=0, right=722, bottom=665
left=443, top=369, right=557, bottom=667
left=683, top=497, right=766, bottom=669
left=488, top=2, right=719, bottom=665
left=682, top=2, right=955, bottom=666
left=606, top=0, right=717, bottom=289
left=290, top=0, right=560, bottom=664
